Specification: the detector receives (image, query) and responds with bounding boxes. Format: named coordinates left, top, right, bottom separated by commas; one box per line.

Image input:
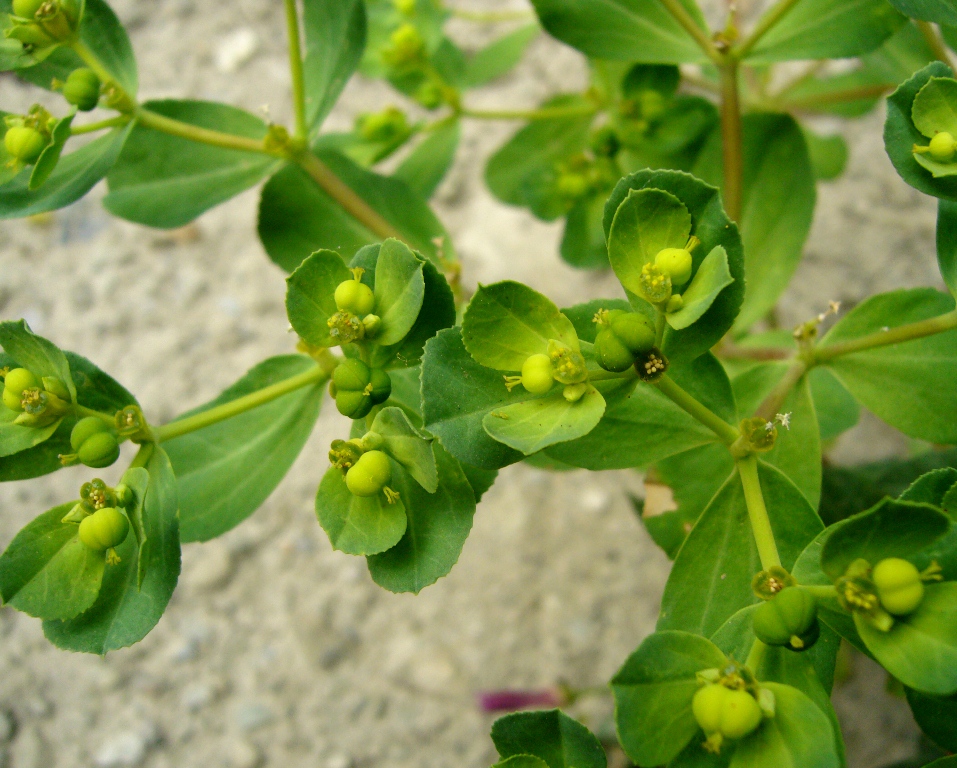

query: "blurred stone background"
left=0, top=1, right=945, bottom=766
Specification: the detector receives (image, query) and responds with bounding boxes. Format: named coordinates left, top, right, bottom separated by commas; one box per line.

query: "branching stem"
left=156, top=352, right=337, bottom=442
left=283, top=0, right=309, bottom=140
left=917, top=21, right=955, bottom=70
left=734, top=0, right=803, bottom=59
left=719, top=59, right=744, bottom=222
left=657, top=0, right=722, bottom=63
left=737, top=455, right=782, bottom=570
left=459, top=104, right=597, bottom=121
left=653, top=375, right=740, bottom=445
left=813, top=308, right=957, bottom=363
left=70, top=115, right=132, bottom=135
left=754, top=359, right=807, bottom=422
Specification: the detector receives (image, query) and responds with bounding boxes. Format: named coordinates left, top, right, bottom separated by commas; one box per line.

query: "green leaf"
left=924, top=758, right=957, bottom=768
left=856, top=582, right=957, bottom=695
left=905, top=686, right=957, bottom=751
left=117, top=466, right=149, bottom=588
left=0, top=501, right=105, bottom=620
left=483, top=386, right=605, bottom=455
left=692, top=114, right=816, bottom=332
left=667, top=246, right=734, bottom=330
left=164, top=355, right=326, bottom=543
left=608, top=187, right=692, bottom=295
left=820, top=288, right=957, bottom=443
left=611, top=630, right=727, bottom=766
left=543, top=352, right=734, bottom=469
left=43, top=446, right=181, bottom=653
left=743, top=0, right=906, bottom=63
left=303, top=0, right=366, bottom=135
left=912, top=76, right=957, bottom=137
left=888, top=0, right=957, bottom=25
left=462, top=24, right=539, bottom=87
left=809, top=367, right=859, bottom=442
left=530, top=0, right=710, bottom=64
left=393, top=119, right=460, bottom=200
left=12, top=0, right=138, bottom=94
left=658, top=462, right=823, bottom=637
left=0, top=123, right=132, bottom=218
left=370, top=406, right=437, bottom=492
left=462, top=281, right=579, bottom=371
left=803, top=129, right=849, bottom=181
left=493, top=757, right=550, bottom=768
left=352, top=244, right=456, bottom=369
left=104, top=100, right=283, bottom=228
left=421, top=328, right=524, bottom=470
left=728, top=682, right=841, bottom=768
left=258, top=148, right=451, bottom=271
left=491, top=709, right=606, bottom=768
left=285, top=249, right=352, bottom=348
left=29, top=112, right=73, bottom=191
left=937, top=199, right=957, bottom=296
left=315, top=465, right=407, bottom=555
left=560, top=193, right=610, bottom=269
left=485, top=95, right=595, bottom=221
left=604, top=169, right=745, bottom=362
left=885, top=62, right=957, bottom=201
left=732, top=363, right=822, bottom=509
left=819, top=497, right=950, bottom=580
left=370, top=238, right=425, bottom=346
left=366, top=443, right=476, bottom=593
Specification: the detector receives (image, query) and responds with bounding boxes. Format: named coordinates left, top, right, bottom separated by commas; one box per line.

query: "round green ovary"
left=336, top=390, right=373, bottom=419
left=78, top=507, right=129, bottom=552
left=77, top=431, right=120, bottom=468
left=369, top=368, right=391, bottom=405
left=334, top=280, right=375, bottom=316
left=12, top=0, right=44, bottom=18
left=4, top=126, right=46, bottom=164
left=346, top=450, right=392, bottom=496
left=70, top=416, right=110, bottom=452
left=873, top=558, right=924, bottom=616
left=655, top=247, right=693, bottom=288
left=333, top=358, right=371, bottom=392
left=610, top=312, right=655, bottom=354
left=595, top=329, right=633, bottom=372
left=3, top=368, right=40, bottom=411
left=752, top=587, right=817, bottom=647
left=929, top=132, right=957, bottom=162
left=692, top=684, right=726, bottom=734
left=63, top=68, right=101, bottom=111
left=521, top=353, right=554, bottom=394
left=693, top=684, right=763, bottom=740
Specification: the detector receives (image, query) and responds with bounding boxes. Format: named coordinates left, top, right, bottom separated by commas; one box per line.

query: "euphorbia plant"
left=2, top=0, right=957, bottom=765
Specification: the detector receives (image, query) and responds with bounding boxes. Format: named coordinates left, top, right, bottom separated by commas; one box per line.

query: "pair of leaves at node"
left=488, top=709, right=605, bottom=768
left=0, top=446, right=181, bottom=654
left=286, top=237, right=455, bottom=368
left=316, top=406, right=437, bottom=557
left=792, top=470, right=957, bottom=696
left=612, top=631, right=842, bottom=768
left=531, top=0, right=904, bottom=65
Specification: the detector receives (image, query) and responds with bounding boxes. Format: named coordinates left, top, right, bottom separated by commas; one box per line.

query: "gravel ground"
left=0, top=1, right=946, bottom=767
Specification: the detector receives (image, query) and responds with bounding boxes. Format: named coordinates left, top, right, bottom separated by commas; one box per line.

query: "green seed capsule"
left=12, top=0, right=45, bottom=18
left=62, top=68, right=101, bottom=111
left=2, top=367, right=40, bottom=411
left=521, top=353, right=554, bottom=395
left=336, top=390, right=373, bottom=420
left=929, top=131, right=957, bottom=162
left=334, top=279, right=375, bottom=316
left=655, top=247, right=693, bottom=288
left=872, top=558, right=924, bottom=616
left=333, top=358, right=372, bottom=393
left=609, top=312, right=655, bottom=355
left=369, top=368, right=392, bottom=405
left=70, top=416, right=110, bottom=452
left=78, top=507, right=129, bottom=552
left=693, top=684, right=763, bottom=741
left=77, top=430, right=120, bottom=469
left=345, top=450, right=392, bottom=497
left=752, top=587, right=818, bottom=651
left=595, top=328, right=634, bottom=372
left=4, top=126, right=46, bottom=164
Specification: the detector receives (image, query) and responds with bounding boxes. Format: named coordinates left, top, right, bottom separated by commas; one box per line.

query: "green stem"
left=74, top=404, right=116, bottom=424
left=283, top=0, right=309, bottom=140
left=813, top=309, right=957, bottom=363
left=654, top=311, right=667, bottom=347
left=801, top=585, right=838, bottom=599
left=588, top=368, right=637, bottom=382
left=653, top=374, right=740, bottom=445
left=745, top=638, right=768, bottom=670
left=449, top=7, right=535, bottom=22
left=69, top=39, right=124, bottom=95
left=734, top=0, right=804, bottom=59
left=754, top=359, right=807, bottom=422
left=737, top=455, right=782, bottom=569
left=129, top=441, right=155, bottom=470
left=70, top=115, right=132, bottom=135
left=156, top=359, right=334, bottom=442
left=917, top=21, right=955, bottom=69
left=294, top=151, right=402, bottom=240
left=658, top=0, right=722, bottom=64
left=135, top=108, right=284, bottom=156
left=719, top=59, right=744, bottom=222
left=459, top=104, right=598, bottom=121
left=779, top=83, right=896, bottom=112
